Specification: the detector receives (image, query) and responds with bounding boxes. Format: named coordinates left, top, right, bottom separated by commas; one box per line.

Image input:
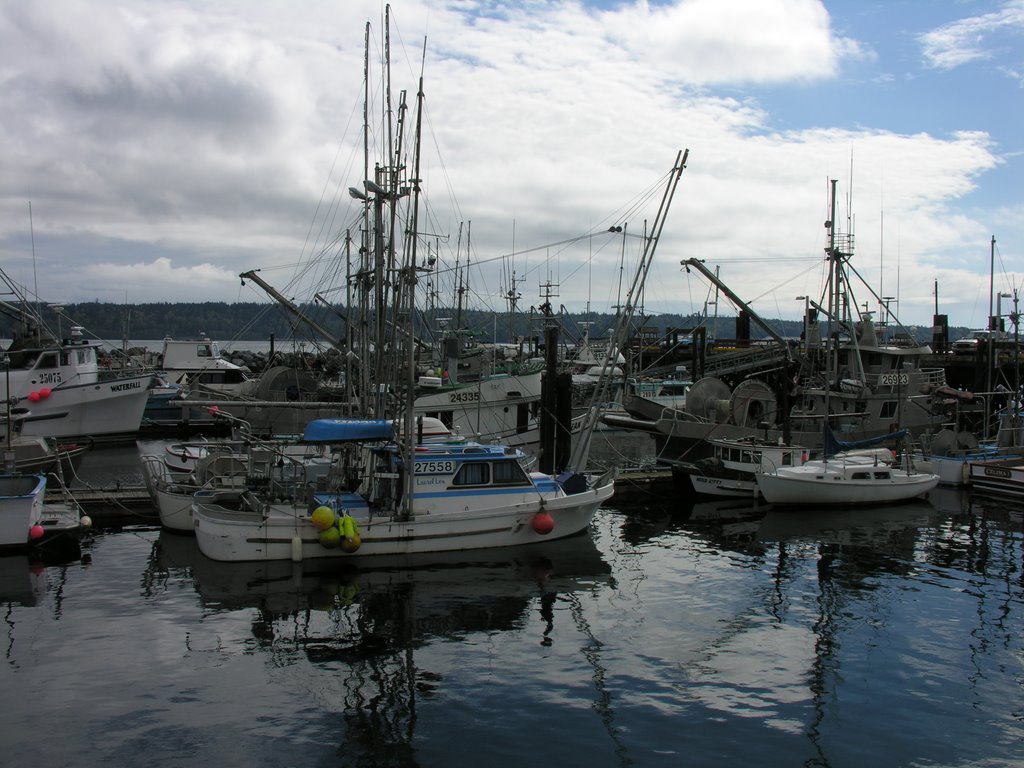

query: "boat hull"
left=193, top=481, right=614, bottom=562
left=756, top=465, right=939, bottom=506
left=967, top=458, right=1024, bottom=498
left=13, top=374, right=155, bottom=441
left=0, top=474, right=47, bottom=549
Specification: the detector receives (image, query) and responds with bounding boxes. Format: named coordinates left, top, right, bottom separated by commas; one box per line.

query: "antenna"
left=29, top=202, right=39, bottom=306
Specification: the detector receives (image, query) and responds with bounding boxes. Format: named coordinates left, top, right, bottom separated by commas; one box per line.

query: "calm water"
left=2, top=445, right=1022, bottom=766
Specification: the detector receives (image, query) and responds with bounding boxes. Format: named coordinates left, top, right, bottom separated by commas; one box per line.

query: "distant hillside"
left=0, top=300, right=959, bottom=347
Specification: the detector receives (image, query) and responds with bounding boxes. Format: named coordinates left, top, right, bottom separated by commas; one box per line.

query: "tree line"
left=0, top=300, right=948, bottom=346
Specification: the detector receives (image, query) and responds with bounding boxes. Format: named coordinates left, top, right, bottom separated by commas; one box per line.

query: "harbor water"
left=1, top=437, right=1022, bottom=766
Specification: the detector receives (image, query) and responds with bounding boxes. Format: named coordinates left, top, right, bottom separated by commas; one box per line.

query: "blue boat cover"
left=302, top=419, right=394, bottom=443
left=823, top=423, right=908, bottom=458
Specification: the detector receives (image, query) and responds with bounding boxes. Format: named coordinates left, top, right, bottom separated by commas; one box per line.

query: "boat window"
left=36, top=352, right=59, bottom=369
left=851, top=471, right=871, bottom=479
left=197, top=344, right=211, bottom=358
left=880, top=401, right=898, bottom=419
left=782, top=454, right=792, bottom=466
left=492, top=460, right=531, bottom=486
left=874, top=471, right=891, bottom=480
left=452, top=461, right=489, bottom=486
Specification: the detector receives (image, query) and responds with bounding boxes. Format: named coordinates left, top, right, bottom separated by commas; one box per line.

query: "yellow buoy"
left=319, top=526, right=341, bottom=548
left=310, top=506, right=336, bottom=531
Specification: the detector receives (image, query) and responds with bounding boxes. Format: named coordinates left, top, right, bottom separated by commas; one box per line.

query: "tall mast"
left=826, top=179, right=839, bottom=385
left=399, top=36, right=427, bottom=519
left=986, top=235, right=996, bottom=398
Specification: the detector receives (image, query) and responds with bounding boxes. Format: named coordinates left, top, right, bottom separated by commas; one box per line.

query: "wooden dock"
left=54, top=485, right=154, bottom=509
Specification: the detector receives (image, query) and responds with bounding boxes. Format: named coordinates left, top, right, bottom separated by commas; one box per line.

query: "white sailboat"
left=754, top=180, right=939, bottom=506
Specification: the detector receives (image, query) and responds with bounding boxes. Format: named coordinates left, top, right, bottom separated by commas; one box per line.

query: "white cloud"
left=600, top=0, right=853, bottom=85
left=0, top=1, right=1015, bottom=328
left=919, top=0, right=1024, bottom=71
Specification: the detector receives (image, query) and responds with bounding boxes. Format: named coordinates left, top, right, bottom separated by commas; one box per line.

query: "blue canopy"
left=823, top=423, right=908, bottom=458
left=302, top=418, right=394, bottom=444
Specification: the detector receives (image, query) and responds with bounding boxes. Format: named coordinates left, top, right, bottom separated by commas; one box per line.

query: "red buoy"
left=531, top=511, right=555, bottom=535
left=38, top=388, right=52, bottom=399
left=27, top=391, right=40, bottom=402
left=29, top=524, right=45, bottom=540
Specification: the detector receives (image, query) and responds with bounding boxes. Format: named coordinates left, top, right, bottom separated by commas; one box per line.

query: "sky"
left=1, top=0, right=1022, bottom=333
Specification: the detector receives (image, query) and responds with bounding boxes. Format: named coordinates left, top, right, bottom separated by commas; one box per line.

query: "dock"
left=54, top=485, right=154, bottom=509
left=609, top=467, right=675, bottom=501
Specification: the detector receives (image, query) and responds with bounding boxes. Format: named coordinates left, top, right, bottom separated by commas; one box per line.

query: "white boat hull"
left=689, top=475, right=755, bottom=498
left=13, top=374, right=154, bottom=441
left=0, top=474, right=47, bottom=548
left=756, top=462, right=939, bottom=506
left=193, top=481, right=614, bottom=562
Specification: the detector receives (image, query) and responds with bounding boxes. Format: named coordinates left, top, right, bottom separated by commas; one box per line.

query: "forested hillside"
left=0, top=300, right=948, bottom=346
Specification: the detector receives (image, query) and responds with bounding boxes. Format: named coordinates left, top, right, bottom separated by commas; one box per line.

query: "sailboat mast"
left=357, top=20, right=372, bottom=416
left=826, top=179, right=839, bottom=385
left=986, top=235, right=996, bottom=397
left=400, top=42, right=427, bottom=519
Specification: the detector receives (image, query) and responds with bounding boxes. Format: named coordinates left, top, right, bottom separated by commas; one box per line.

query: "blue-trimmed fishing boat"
left=192, top=418, right=614, bottom=562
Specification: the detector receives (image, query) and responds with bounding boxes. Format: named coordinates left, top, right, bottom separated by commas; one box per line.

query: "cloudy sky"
left=1, top=0, right=1022, bottom=332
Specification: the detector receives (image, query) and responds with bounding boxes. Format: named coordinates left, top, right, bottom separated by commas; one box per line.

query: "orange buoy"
left=531, top=511, right=555, bottom=535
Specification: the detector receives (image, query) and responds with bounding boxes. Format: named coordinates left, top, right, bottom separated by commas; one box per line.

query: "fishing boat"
left=620, top=373, right=691, bottom=422
left=964, top=456, right=1024, bottom=498
left=192, top=417, right=616, bottom=562
left=0, top=283, right=156, bottom=443
left=154, top=335, right=256, bottom=397
left=190, top=19, right=690, bottom=562
left=666, top=435, right=809, bottom=498
left=633, top=180, right=952, bottom=467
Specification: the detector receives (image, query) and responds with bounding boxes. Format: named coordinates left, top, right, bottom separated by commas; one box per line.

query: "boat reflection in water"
left=151, top=529, right=612, bottom=765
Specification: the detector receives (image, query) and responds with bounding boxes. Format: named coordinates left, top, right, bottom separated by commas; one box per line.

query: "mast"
left=568, top=149, right=688, bottom=473
left=824, top=179, right=839, bottom=444
left=399, top=37, right=427, bottom=519
left=986, top=235, right=996, bottom=400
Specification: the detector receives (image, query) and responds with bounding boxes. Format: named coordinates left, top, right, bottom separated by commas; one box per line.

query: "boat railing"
left=655, top=405, right=706, bottom=425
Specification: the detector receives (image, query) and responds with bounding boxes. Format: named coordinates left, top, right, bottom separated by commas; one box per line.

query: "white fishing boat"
left=156, top=335, right=256, bottom=397
left=620, top=373, right=691, bottom=422
left=668, top=435, right=809, bottom=498
left=1, top=324, right=155, bottom=442
left=142, top=412, right=462, bottom=533
left=188, top=23, right=690, bottom=563
left=192, top=418, right=615, bottom=562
